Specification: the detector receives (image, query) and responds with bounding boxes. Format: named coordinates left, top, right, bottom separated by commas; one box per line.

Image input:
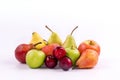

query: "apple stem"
left=70, top=26, right=78, bottom=35
left=45, top=25, right=53, bottom=33
left=89, top=41, right=94, bottom=45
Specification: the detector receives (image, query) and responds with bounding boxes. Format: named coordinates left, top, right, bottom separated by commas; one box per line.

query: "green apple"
left=65, top=47, right=80, bottom=66
left=26, top=49, right=46, bottom=68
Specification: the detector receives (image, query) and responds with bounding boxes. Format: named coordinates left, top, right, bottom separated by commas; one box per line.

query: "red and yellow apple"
left=76, top=49, right=98, bottom=68
left=15, top=44, right=33, bottom=63
left=78, top=40, right=100, bottom=55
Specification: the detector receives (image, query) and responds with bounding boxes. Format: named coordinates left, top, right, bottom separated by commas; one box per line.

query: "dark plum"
left=53, top=47, right=66, bottom=60
left=45, top=55, right=58, bottom=68
left=59, top=57, right=72, bottom=71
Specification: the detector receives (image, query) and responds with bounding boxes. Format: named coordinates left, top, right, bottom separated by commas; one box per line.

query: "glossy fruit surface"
left=78, top=40, right=100, bottom=55
left=59, top=57, right=72, bottom=71
left=76, top=49, right=98, bottom=69
left=65, top=47, right=80, bottom=65
left=63, top=26, right=78, bottom=48
left=26, top=49, right=46, bottom=68
left=30, top=32, right=47, bottom=49
left=45, top=55, right=58, bottom=68
left=15, top=44, right=33, bottom=63
left=53, top=46, right=66, bottom=60
left=45, top=25, right=62, bottom=45
left=42, top=43, right=60, bottom=56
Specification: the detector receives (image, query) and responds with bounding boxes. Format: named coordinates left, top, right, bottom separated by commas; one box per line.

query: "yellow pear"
left=63, top=26, right=78, bottom=48
left=45, top=25, right=62, bottom=45
left=30, top=32, right=47, bottom=49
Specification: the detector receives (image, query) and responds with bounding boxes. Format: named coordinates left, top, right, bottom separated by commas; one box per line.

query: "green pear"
left=45, top=25, right=62, bottom=45
left=26, top=49, right=46, bottom=69
left=63, top=26, right=78, bottom=48
left=65, top=46, right=80, bottom=66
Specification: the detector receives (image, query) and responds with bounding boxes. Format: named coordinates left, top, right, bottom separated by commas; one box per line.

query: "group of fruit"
left=15, top=26, right=100, bottom=71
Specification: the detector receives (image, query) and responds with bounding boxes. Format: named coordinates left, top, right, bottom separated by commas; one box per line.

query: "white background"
left=0, top=0, right=120, bottom=80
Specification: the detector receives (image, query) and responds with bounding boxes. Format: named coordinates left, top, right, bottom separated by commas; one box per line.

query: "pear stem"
left=45, top=25, right=53, bottom=33
left=70, top=26, right=78, bottom=35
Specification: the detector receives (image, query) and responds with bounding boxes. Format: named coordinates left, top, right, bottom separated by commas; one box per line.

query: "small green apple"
left=26, top=49, right=46, bottom=69
left=65, top=47, right=80, bottom=66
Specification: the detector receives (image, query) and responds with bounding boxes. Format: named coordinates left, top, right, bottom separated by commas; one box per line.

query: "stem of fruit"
left=34, top=42, right=42, bottom=47
left=89, top=41, right=94, bottom=45
left=71, top=45, right=74, bottom=49
left=70, top=26, right=78, bottom=35
left=43, top=39, right=48, bottom=45
left=45, top=25, right=53, bottom=33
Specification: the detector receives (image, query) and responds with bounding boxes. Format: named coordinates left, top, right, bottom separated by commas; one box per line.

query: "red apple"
left=78, top=40, right=100, bottom=55
left=42, top=43, right=60, bottom=56
left=15, top=44, right=33, bottom=63
left=76, top=49, right=98, bottom=69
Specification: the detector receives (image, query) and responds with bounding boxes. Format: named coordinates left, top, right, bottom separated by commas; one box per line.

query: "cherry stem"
left=70, top=26, right=78, bottom=35
left=33, top=42, right=42, bottom=47
left=45, top=25, right=53, bottom=33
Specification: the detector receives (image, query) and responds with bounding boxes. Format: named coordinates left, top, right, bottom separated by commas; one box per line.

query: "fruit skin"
left=26, top=49, right=46, bottom=68
left=59, top=57, right=72, bottom=71
left=76, top=49, right=98, bottom=69
left=53, top=46, right=66, bottom=60
left=78, top=40, right=100, bottom=55
left=45, top=55, right=58, bottom=68
left=15, top=44, right=33, bottom=63
left=30, top=32, right=47, bottom=49
left=48, top=32, right=62, bottom=45
left=45, top=25, right=62, bottom=45
left=42, top=43, right=60, bottom=56
left=63, top=26, right=78, bottom=48
left=65, top=47, right=80, bottom=66
left=63, top=35, right=77, bottom=48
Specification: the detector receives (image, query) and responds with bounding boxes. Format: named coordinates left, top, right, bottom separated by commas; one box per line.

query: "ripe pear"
left=76, top=49, right=98, bottom=69
left=65, top=46, right=80, bottom=66
left=45, top=25, right=62, bottom=45
left=63, top=26, right=78, bottom=48
left=30, top=32, right=47, bottom=49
